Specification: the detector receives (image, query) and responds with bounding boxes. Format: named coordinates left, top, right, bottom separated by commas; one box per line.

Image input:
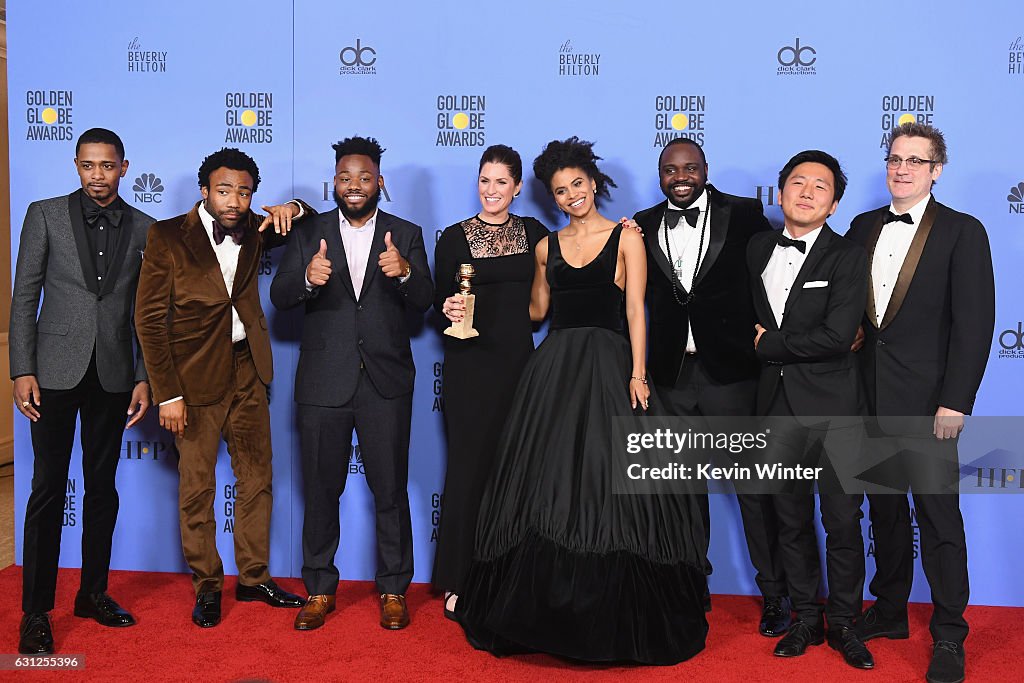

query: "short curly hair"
left=198, top=148, right=261, bottom=192
left=333, top=136, right=386, bottom=165
left=532, top=137, right=616, bottom=200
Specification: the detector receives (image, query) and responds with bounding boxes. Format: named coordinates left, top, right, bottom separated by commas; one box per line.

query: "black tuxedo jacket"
left=270, top=209, right=433, bottom=406
left=635, top=185, right=771, bottom=387
left=747, top=225, right=868, bottom=417
left=845, top=198, right=994, bottom=416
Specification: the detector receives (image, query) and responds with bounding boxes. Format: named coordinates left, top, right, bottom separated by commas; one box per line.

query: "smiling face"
left=201, top=167, right=254, bottom=229
left=74, top=143, right=129, bottom=207
left=778, top=161, right=838, bottom=235
left=659, top=143, right=708, bottom=208
left=549, top=167, right=597, bottom=219
left=334, top=153, right=383, bottom=221
left=478, top=161, right=522, bottom=221
left=886, top=135, right=942, bottom=212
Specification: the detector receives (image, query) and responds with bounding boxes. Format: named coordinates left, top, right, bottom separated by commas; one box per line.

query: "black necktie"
left=884, top=210, right=913, bottom=225
left=665, top=206, right=700, bottom=229
left=212, top=220, right=245, bottom=246
left=84, top=205, right=124, bottom=228
left=775, top=232, right=806, bottom=253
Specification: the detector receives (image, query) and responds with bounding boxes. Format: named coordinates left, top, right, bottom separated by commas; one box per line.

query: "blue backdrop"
left=8, top=1, right=1024, bottom=607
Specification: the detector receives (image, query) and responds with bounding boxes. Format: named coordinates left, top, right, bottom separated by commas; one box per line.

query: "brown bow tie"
left=213, top=220, right=245, bottom=246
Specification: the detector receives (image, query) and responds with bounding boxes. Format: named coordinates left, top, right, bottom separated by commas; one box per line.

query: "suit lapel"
left=864, top=209, right=887, bottom=329
left=783, top=224, right=834, bottom=320
left=98, top=199, right=133, bottom=297
left=693, top=185, right=728, bottom=286
left=878, top=198, right=937, bottom=330
left=182, top=204, right=230, bottom=298
left=67, top=190, right=100, bottom=295
left=232, top=211, right=261, bottom=297
left=321, top=210, right=355, bottom=299
left=752, top=233, right=778, bottom=330
left=358, top=211, right=388, bottom=300
left=642, top=202, right=689, bottom=294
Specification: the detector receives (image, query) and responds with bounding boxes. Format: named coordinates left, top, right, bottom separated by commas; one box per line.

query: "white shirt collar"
left=667, top=188, right=708, bottom=213
left=197, top=201, right=216, bottom=234
left=888, top=193, right=931, bottom=225
left=339, top=208, right=379, bottom=232
left=781, top=224, right=824, bottom=252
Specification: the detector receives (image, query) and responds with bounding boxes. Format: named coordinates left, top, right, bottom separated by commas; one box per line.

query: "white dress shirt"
left=871, top=194, right=930, bottom=326
left=761, top=225, right=823, bottom=328
left=658, top=189, right=711, bottom=353
left=339, top=209, right=377, bottom=300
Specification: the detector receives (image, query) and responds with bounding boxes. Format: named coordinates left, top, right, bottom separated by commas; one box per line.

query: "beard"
left=334, top=187, right=381, bottom=221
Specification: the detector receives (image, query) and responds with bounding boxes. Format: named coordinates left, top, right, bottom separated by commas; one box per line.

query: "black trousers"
left=762, top=386, right=866, bottom=629
left=298, top=370, right=414, bottom=596
left=22, top=356, right=131, bottom=613
left=865, top=434, right=968, bottom=643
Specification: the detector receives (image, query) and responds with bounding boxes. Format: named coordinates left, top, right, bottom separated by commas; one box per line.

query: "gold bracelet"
left=630, top=376, right=647, bottom=384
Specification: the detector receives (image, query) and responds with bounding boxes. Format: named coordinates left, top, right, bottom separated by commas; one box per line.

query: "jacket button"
left=357, top=305, right=363, bottom=311
left=96, top=295, right=103, bottom=301
left=358, top=339, right=363, bottom=346
left=877, top=339, right=885, bottom=346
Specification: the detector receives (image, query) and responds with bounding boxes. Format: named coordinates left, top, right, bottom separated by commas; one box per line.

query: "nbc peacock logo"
left=1008, top=182, right=1024, bottom=214
left=133, top=173, right=164, bottom=203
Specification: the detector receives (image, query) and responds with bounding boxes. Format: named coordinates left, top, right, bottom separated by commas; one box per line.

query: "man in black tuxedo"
left=270, top=136, right=433, bottom=632
left=847, top=123, right=994, bottom=683
left=633, top=139, right=788, bottom=636
left=747, top=150, right=873, bottom=669
left=10, top=128, right=152, bottom=654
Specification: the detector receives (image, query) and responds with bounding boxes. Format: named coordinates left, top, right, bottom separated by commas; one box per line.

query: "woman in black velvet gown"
left=456, top=138, right=708, bottom=665
left=431, top=145, right=548, bottom=618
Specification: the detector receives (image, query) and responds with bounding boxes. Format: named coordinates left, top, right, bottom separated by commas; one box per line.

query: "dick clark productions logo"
left=777, top=38, right=816, bottom=75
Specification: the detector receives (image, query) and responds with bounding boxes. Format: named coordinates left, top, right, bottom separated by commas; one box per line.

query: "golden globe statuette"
left=444, top=263, right=480, bottom=339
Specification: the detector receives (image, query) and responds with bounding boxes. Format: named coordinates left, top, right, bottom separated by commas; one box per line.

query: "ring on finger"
left=21, top=401, right=30, bottom=407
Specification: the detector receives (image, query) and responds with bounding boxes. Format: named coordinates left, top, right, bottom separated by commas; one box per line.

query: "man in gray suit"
left=10, top=128, right=152, bottom=654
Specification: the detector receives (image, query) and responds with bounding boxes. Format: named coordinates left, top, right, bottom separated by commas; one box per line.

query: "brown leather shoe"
left=379, top=593, right=410, bottom=630
left=294, top=595, right=335, bottom=631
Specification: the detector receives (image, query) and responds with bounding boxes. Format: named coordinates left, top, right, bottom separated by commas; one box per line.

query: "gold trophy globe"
left=444, top=263, right=480, bottom=339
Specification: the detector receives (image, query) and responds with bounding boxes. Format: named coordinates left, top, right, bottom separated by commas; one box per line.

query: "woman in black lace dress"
left=456, top=138, right=708, bottom=665
left=431, top=145, right=548, bottom=618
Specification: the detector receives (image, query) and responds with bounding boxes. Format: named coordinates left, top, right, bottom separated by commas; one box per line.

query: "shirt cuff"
left=288, top=199, right=305, bottom=219
left=160, top=396, right=183, bottom=406
left=398, top=265, right=412, bottom=284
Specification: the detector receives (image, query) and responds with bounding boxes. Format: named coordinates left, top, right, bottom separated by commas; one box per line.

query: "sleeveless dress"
left=457, top=225, right=709, bottom=665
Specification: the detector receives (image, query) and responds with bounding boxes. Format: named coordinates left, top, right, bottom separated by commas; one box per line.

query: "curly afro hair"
left=198, top=148, right=261, bottom=192
left=532, top=136, right=616, bottom=200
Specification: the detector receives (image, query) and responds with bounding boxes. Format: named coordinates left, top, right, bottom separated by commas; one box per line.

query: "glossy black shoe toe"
left=74, top=592, right=136, bottom=627
left=854, top=604, right=909, bottom=642
left=773, top=620, right=824, bottom=657
left=192, top=591, right=222, bottom=628
left=18, top=612, right=54, bottom=655
left=236, top=579, right=304, bottom=608
left=828, top=626, right=875, bottom=669
left=759, top=595, right=793, bottom=637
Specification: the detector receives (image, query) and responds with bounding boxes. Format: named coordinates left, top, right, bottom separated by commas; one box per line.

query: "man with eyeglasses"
left=846, top=122, right=995, bottom=683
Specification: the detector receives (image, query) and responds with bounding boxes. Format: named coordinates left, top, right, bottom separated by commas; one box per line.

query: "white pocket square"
left=803, top=280, right=828, bottom=288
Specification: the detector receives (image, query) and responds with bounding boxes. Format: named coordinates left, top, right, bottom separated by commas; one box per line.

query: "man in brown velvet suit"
left=135, top=148, right=309, bottom=627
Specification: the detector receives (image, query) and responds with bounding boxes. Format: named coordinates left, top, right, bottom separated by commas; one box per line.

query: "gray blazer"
left=9, top=190, right=154, bottom=392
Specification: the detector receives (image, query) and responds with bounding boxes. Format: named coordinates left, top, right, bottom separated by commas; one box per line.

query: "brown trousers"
left=175, top=344, right=273, bottom=594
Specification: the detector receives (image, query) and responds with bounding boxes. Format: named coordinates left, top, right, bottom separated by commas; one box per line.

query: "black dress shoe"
left=19, top=612, right=54, bottom=655
left=759, top=595, right=793, bottom=637
left=827, top=626, right=875, bottom=669
left=854, top=604, right=909, bottom=642
left=74, top=592, right=136, bottom=627
left=192, top=591, right=222, bottom=628
left=773, top=620, right=824, bottom=657
left=926, top=641, right=965, bottom=683
left=236, top=579, right=304, bottom=608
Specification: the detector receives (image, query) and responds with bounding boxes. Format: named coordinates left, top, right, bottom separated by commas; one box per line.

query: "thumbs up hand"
left=306, top=238, right=332, bottom=287
left=378, top=231, right=410, bottom=278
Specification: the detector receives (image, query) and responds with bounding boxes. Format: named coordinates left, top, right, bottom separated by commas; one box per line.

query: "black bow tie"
left=84, top=205, right=123, bottom=228
left=665, top=206, right=700, bottom=229
left=775, top=232, right=806, bottom=253
left=213, top=220, right=245, bottom=246
left=885, top=210, right=913, bottom=225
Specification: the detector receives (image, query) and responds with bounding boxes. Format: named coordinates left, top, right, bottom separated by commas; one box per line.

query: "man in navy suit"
left=271, top=136, right=433, bottom=632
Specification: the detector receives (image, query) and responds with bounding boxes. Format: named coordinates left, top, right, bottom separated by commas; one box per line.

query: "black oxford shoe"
left=18, top=612, right=54, bottom=655
left=192, top=591, right=222, bottom=628
left=773, top=620, right=824, bottom=657
left=926, top=641, right=965, bottom=683
left=827, top=626, right=875, bottom=669
left=759, top=595, right=793, bottom=637
left=854, top=604, right=909, bottom=642
left=74, top=592, right=136, bottom=627
left=236, top=579, right=304, bottom=608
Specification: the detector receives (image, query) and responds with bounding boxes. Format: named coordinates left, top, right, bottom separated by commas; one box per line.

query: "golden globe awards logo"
left=64, top=478, right=77, bottom=528
left=558, top=39, right=600, bottom=76
left=339, top=38, right=377, bottom=75
left=652, top=95, right=706, bottom=147
left=879, top=95, right=935, bottom=149
left=436, top=95, right=485, bottom=147
left=432, top=361, right=444, bottom=413
left=225, top=91, right=273, bottom=144
left=1010, top=36, right=1023, bottom=75
left=127, top=37, right=167, bottom=73
left=776, top=38, right=817, bottom=76
left=431, top=492, right=442, bottom=542
left=223, top=483, right=237, bottom=533
left=25, top=89, right=73, bottom=141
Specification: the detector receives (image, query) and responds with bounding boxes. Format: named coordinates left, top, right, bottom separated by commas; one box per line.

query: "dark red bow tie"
left=212, top=220, right=245, bottom=246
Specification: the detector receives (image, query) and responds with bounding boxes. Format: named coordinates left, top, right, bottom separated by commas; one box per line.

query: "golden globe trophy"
left=444, top=263, right=480, bottom=339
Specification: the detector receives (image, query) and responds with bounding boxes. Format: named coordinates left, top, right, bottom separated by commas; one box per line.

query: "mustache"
left=334, top=187, right=381, bottom=221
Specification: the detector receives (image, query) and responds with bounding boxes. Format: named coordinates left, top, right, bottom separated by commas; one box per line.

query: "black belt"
left=233, top=339, right=248, bottom=353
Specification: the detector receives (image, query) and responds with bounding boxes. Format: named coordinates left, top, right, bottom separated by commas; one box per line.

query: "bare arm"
left=529, top=237, right=550, bottom=322
left=621, top=229, right=650, bottom=410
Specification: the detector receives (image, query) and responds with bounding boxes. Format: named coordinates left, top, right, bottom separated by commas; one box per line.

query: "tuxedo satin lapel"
left=98, top=201, right=133, bottom=297
left=864, top=210, right=887, bottom=329
left=231, top=211, right=261, bottom=297
left=783, top=225, right=833, bottom=320
left=879, top=198, right=936, bottom=330
left=67, top=190, right=100, bottom=295
left=358, top=212, right=388, bottom=299
left=694, top=188, right=728, bottom=285
left=322, top=211, right=354, bottom=299
left=645, top=203, right=689, bottom=293
left=181, top=205, right=230, bottom=299
left=753, top=235, right=778, bottom=331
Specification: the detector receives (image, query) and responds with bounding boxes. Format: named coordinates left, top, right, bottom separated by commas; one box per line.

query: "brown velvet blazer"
left=135, top=202, right=298, bottom=406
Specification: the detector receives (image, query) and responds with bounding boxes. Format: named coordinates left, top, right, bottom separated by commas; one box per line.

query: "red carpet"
left=0, top=565, right=1018, bottom=682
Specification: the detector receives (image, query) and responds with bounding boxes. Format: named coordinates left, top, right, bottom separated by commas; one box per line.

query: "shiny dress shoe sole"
left=192, top=593, right=222, bottom=628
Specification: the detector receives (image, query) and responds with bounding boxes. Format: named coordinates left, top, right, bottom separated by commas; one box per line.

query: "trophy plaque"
left=444, top=263, right=480, bottom=339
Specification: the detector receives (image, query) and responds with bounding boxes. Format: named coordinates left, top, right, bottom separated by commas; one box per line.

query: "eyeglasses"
left=884, top=155, right=937, bottom=170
